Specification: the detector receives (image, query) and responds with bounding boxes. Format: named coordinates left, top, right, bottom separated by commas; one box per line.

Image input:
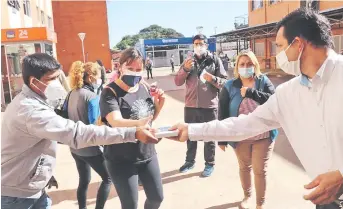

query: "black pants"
left=184, top=107, right=216, bottom=165
left=147, top=68, right=153, bottom=79
left=316, top=201, right=343, bottom=209
left=105, top=155, right=163, bottom=209
left=171, top=63, right=174, bottom=72
left=71, top=153, right=111, bottom=209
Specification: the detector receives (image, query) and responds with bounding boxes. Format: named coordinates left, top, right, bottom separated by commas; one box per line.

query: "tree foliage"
left=115, top=24, right=184, bottom=50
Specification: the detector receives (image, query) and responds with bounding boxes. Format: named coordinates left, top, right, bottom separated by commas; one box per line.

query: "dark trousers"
left=147, top=68, right=153, bottom=79
left=184, top=107, right=217, bottom=165
left=71, top=153, right=111, bottom=209
left=316, top=201, right=343, bottom=209
left=171, top=63, right=174, bottom=72
left=105, top=155, right=163, bottom=209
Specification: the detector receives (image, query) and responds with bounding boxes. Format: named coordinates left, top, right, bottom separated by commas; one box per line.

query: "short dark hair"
left=119, top=47, right=143, bottom=65
left=193, top=34, right=207, bottom=44
left=22, top=53, right=61, bottom=86
left=276, top=8, right=333, bottom=48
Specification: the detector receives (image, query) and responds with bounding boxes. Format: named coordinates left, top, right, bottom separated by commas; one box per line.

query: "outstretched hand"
left=166, top=123, right=189, bottom=142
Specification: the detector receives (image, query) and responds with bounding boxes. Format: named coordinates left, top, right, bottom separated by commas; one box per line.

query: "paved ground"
left=42, top=68, right=314, bottom=209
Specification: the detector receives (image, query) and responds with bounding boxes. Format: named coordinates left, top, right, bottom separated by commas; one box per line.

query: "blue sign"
left=6, top=30, right=15, bottom=39
left=143, top=37, right=216, bottom=52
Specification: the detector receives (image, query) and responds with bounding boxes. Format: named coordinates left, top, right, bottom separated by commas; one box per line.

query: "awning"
left=213, top=7, right=343, bottom=42
left=1, top=27, right=57, bottom=43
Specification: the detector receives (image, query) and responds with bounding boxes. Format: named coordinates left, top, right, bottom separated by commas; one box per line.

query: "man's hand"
left=241, top=87, right=248, bottom=97
left=183, top=59, right=194, bottom=71
left=219, top=145, right=226, bottom=152
left=303, top=170, right=343, bottom=205
left=203, top=71, right=214, bottom=82
left=46, top=175, right=58, bottom=189
left=137, top=116, right=153, bottom=128
left=135, top=127, right=159, bottom=144
left=154, top=89, right=165, bottom=113
left=167, top=123, right=189, bottom=142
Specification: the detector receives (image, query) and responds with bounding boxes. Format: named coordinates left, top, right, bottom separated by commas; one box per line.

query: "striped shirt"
left=238, top=98, right=270, bottom=141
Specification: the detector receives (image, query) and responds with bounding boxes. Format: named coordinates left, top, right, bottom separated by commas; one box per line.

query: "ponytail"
left=69, top=61, right=85, bottom=90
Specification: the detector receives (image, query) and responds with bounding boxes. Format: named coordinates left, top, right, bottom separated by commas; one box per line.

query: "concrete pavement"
left=46, top=69, right=314, bottom=209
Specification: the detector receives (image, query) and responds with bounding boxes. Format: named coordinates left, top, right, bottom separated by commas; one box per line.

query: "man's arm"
left=174, top=62, right=191, bottom=86
left=26, top=108, right=137, bottom=149
left=208, top=57, right=227, bottom=89
left=188, top=93, right=281, bottom=142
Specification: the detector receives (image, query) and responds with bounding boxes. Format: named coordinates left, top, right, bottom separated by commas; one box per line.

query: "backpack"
left=55, top=91, right=72, bottom=119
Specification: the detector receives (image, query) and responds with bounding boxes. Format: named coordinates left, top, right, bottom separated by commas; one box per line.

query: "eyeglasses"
left=194, top=43, right=206, bottom=47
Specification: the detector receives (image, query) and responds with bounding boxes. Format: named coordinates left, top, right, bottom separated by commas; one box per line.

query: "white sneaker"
left=240, top=197, right=252, bottom=209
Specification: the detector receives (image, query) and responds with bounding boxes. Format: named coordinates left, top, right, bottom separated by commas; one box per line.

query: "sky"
left=107, top=0, right=248, bottom=48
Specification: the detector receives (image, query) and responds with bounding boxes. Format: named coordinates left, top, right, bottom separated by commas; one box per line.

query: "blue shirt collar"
left=300, top=49, right=337, bottom=87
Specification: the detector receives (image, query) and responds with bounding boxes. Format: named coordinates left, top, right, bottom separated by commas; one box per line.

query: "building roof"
left=213, top=7, right=343, bottom=42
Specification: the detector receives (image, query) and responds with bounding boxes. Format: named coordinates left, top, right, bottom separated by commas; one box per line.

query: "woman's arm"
left=217, top=87, right=230, bottom=146
left=152, top=89, right=165, bottom=121
left=106, top=111, right=151, bottom=128
left=245, top=76, right=275, bottom=105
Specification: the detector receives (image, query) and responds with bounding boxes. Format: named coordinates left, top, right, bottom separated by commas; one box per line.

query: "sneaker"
left=179, top=162, right=195, bottom=173
left=240, top=197, right=252, bottom=209
left=201, top=165, right=214, bottom=177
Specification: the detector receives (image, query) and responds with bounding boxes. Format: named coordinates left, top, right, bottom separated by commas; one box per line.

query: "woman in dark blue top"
left=100, top=48, right=165, bottom=209
left=218, top=50, right=278, bottom=209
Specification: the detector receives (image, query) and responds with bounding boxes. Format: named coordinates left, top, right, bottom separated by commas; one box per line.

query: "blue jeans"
left=1, top=191, right=51, bottom=209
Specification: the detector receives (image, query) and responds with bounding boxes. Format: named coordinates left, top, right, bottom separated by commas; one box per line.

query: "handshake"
left=135, top=117, right=189, bottom=144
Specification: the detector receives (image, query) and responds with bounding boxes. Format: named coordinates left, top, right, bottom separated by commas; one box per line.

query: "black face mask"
left=121, top=75, right=142, bottom=87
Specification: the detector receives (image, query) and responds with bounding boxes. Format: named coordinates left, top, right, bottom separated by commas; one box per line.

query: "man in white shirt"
left=169, top=8, right=343, bottom=209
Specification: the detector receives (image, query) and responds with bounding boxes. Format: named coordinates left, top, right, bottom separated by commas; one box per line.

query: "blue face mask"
left=238, top=67, right=255, bottom=78
left=121, top=75, right=142, bottom=87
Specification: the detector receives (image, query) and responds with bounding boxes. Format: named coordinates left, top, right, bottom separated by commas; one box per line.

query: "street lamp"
left=78, top=33, right=86, bottom=63
left=196, top=26, right=203, bottom=34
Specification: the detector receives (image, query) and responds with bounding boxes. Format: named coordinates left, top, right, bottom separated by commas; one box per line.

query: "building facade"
left=136, top=37, right=217, bottom=68
left=214, top=0, right=343, bottom=71
left=52, top=1, right=111, bottom=74
left=1, top=0, right=57, bottom=107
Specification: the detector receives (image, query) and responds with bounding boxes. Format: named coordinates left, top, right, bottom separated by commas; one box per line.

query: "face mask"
left=194, top=46, right=206, bottom=56
left=32, top=78, right=66, bottom=106
left=238, top=67, right=255, bottom=78
left=92, top=78, right=102, bottom=92
left=121, top=68, right=143, bottom=87
left=276, top=40, right=303, bottom=76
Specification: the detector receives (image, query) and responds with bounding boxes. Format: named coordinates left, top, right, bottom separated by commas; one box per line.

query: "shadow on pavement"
left=272, top=129, right=305, bottom=170
left=48, top=169, right=200, bottom=206
left=204, top=201, right=241, bottom=209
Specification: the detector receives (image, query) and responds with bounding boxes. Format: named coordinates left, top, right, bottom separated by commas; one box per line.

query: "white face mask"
left=276, top=40, right=303, bottom=76
left=194, top=46, right=207, bottom=56
left=44, top=79, right=67, bottom=106
left=92, top=78, right=102, bottom=91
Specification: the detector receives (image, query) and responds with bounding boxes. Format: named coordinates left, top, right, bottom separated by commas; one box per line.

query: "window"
left=23, top=0, right=31, bottom=16
left=270, top=41, right=277, bottom=56
left=333, top=35, right=343, bottom=54
left=41, top=10, right=45, bottom=25
left=269, top=0, right=281, bottom=5
left=153, top=51, right=167, bottom=57
left=252, top=0, right=263, bottom=11
left=47, top=16, right=52, bottom=29
left=254, top=42, right=265, bottom=56
left=36, top=6, right=39, bottom=23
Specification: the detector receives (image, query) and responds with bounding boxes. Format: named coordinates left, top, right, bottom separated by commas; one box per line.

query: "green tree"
left=115, top=25, right=184, bottom=50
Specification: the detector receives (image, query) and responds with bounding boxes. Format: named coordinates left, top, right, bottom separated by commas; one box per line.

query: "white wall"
left=8, top=6, right=21, bottom=28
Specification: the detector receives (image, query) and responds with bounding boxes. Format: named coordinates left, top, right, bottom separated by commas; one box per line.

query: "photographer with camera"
left=174, top=34, right=227, bottom=177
